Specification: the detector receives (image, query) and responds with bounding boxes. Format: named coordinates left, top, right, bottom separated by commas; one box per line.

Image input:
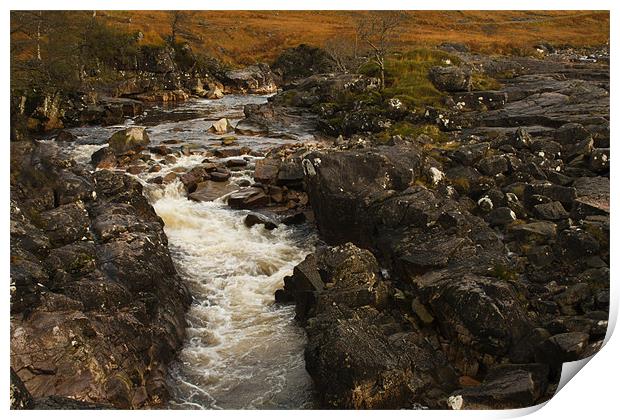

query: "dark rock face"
left=10, top=141, right=191, bottom=408
left=278, top=243, right=458, bottom=409
left=271, top=44, right=335, bottom=83
left=301, top=145, right=426, bottom=245
left=412, top=269, right=531, bottom=355
left=280, top=69, right=609, bottom=407
left=281, top=145, right=547, bottom=408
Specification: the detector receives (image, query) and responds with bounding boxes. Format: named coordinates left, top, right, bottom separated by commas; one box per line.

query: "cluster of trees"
left=10, top=10, right=406, bottom=100
left=10, top=10, right=201, bottom=98
left=324, top=11, right=407, bottom=89
left=11, top=11, right=142, bottom=96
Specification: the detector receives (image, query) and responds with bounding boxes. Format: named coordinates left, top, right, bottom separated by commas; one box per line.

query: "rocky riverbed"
left=11, top=46, right=609, bottom=410
left=11, top=94, right=322, bottom=409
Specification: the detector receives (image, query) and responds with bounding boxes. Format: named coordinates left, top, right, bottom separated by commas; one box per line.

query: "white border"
left=2, top=2, right=616, bottom=419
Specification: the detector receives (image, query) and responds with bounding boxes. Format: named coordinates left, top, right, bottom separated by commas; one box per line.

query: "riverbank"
left=11, top=93, right=325, bottom=408
left=10, top=40, right=609, bottom=410
left=267, top=48, right=609, bottom=409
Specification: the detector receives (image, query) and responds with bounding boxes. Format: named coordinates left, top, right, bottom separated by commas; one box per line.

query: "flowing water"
left=61, top=95, right=318, bottom=409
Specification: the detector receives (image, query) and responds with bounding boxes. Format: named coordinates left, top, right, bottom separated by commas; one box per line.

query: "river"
left=62, top=95, right=318, bottom=409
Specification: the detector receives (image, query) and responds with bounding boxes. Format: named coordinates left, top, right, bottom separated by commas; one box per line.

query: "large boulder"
left=429, top=66, right=472, bottom=92
left=271, top=44, right=335, bottom=83
left=305, top=305, right=456, bottom=409
left=108, top=127, right=150, bottom=155
left=208, top=118, right=234, bottom=134
left=227, top=187, right=270, bottom=209
left=280, top=244, right=456, bottom=409
left=410, top=268, right=532, bottom=355
left=301, top=145, right=425, bottom=245
left=253, top=158, right=280, bottom=184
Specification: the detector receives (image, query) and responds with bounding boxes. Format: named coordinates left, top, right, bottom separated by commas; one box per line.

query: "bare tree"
left=356, top=11, right=406, bottom=89
left=324, top=35, right=358, bottom=73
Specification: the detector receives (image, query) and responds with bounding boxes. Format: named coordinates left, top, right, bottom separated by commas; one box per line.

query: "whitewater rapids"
left=62, top=95, right=318, bottom=409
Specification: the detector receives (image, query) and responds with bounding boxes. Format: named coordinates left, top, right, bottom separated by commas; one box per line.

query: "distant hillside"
left=98, top=10, right=610, bottom=64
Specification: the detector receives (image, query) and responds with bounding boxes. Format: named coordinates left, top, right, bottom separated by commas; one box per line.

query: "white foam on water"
left=152, top=182, right=316, bottom=409
left=58, top=95, right=317, bottom=409
left=68, top=144, right=107, bottom=166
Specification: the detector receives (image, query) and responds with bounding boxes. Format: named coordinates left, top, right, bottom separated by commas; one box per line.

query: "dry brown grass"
left=97, top=10, right=609, bottom=64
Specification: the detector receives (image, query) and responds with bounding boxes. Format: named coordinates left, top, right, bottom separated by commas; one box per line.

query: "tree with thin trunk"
left=356, top=11, right=406, bottom=90
left=324, top=35, right=358, bottom=74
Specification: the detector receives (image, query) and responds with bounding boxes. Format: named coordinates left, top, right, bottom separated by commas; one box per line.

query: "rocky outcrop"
left=235, top=72, right=379, bottom=140
left=271, top=44, right=335, bottom=83
left=223, top=64, right=277, bottom=94
left=13, top=41, right=279, bottom=134
left=277, top=243, right=457, bottom=409
left=429, top=52, right=609, bottom=133
left=10, top=140, right=191, bottom=408
left=279, top=92, right=608, bottom=407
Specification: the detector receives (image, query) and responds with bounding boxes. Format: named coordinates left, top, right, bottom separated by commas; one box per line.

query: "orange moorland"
left=99, top=10, right=610, bottom=64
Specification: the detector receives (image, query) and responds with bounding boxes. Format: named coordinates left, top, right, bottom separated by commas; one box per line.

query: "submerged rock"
left=244, top=212, right=278, bottom=230
left=55, top=130, right=77, bottom=142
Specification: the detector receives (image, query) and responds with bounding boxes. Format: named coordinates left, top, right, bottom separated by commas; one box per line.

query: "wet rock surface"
left=10, top=141, right=191, bottom=408
left=272, top=48, right=609, bottom=409
left=223, top=63, right=278, bottom=94
left=11, top=43, right=610, bottom=410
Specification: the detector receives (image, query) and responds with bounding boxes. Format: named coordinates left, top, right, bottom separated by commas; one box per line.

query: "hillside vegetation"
left=99, top=10, right=609, bottom=64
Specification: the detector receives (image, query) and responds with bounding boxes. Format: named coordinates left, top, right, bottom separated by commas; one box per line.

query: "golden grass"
left=96, top=10, right=609, bottom=65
